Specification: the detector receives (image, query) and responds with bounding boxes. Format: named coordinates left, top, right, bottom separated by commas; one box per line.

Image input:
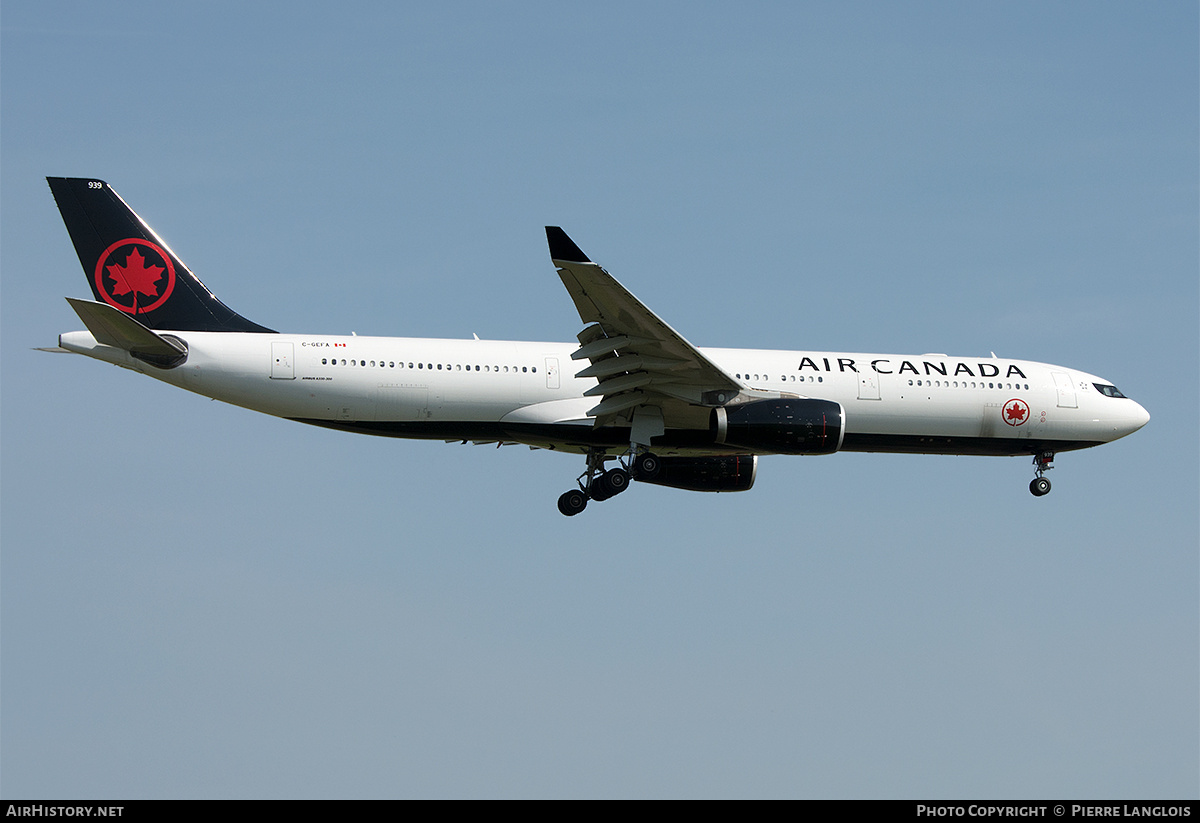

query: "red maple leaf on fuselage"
left=106, top=247, right=163, bottom=298
left=1005, top=402, right=1028, bottom=422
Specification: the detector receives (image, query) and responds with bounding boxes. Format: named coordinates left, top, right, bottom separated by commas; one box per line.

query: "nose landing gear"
left=1029, top=451, right=1054, bottom=497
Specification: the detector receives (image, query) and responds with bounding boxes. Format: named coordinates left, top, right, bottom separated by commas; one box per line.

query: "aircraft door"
left=857, top=372, right=880, bottom=400
left=270, top=342, right=294, bottom=379
left=1052, top=371, right=1077, bottom=408
left=545, top=357, right=560, bottom=390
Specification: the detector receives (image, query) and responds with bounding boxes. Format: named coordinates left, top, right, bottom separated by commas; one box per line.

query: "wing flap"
left=582, top=371, right=658, bottom=397
left=571, top=334, right=649, bottom=361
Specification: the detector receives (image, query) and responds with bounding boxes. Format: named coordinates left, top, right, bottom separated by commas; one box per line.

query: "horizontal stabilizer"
left=66, top=297, right=188, bottom=367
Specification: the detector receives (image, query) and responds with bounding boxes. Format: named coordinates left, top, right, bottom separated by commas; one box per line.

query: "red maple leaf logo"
left=93, top=239, right=176, bottom=315
left=1005, top=401, right=1028, bottom=424
left=106, top=247, right=163, bottom=298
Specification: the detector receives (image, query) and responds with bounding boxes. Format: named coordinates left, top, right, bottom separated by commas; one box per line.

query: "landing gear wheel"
left=603, top=467, right=630, bottom=495
left=634, top=453, right=661, bottom=481
left=589, top=478, right=612, bottom=501
left=557, top=489, right=588, bottom=516
left=591, top=468, right=629, bottom=501
left=1029, top=477, right=1051, bottom=497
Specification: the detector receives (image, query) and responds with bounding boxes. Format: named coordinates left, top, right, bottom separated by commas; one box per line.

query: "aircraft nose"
left=1110, top=400, right=1150, bottom=439
left=1131, top=401, right=1150, bottom=430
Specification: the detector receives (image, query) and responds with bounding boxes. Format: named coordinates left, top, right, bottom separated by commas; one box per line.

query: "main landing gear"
left=1029, top=451, right=1054, bottom=497
left=556, top=448, right=661, bottom=516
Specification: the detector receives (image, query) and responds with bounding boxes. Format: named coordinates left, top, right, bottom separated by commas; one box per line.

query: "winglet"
left=546, top=227, right=591, bottom=263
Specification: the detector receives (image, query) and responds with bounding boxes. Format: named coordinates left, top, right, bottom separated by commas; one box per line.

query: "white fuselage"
left=58, top=329, right=1151, bottom=458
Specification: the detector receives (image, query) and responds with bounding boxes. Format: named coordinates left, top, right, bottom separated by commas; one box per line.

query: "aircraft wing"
left=547, top=227, right=743, bottom=429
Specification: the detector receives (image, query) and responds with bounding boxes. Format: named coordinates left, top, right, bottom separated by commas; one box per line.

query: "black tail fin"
left=47, top=177, right=275, bottom=333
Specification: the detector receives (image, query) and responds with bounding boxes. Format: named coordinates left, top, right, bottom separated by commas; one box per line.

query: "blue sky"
left=2, top=1, right=1196, bottom=798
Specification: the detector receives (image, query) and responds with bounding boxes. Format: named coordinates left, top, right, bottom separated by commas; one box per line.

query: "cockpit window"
left=1094, top=383, right=1128, bottom=398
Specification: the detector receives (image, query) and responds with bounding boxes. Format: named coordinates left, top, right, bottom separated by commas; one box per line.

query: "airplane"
left=43, top=177, right=1150, bottom=515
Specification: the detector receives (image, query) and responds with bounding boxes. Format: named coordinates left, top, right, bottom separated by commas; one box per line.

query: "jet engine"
left=711, top=398, right=844, bottom=455
left=636, top=455, right=758, bottom=492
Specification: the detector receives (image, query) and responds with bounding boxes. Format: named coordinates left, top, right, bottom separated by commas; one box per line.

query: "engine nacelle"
left=637, top=455, right=757, bottom=492
left=711, top=398, right=844, bottom=455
